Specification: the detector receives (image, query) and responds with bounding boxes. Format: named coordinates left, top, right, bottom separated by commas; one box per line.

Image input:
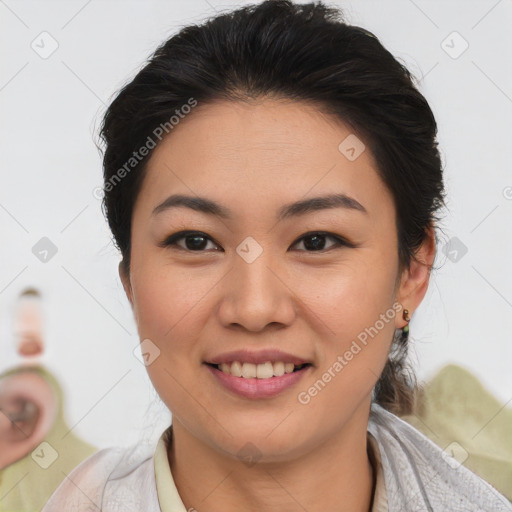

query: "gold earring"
left=403, top=308, right=410, bottom=334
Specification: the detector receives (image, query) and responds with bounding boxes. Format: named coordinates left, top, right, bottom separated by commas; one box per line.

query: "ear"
left=118, top=261, right=133, bottom=308
left=395, top=225, right=436, bottom=329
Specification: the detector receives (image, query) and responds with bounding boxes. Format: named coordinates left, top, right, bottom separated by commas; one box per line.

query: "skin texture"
left=120, top=98, right=435, bottom=512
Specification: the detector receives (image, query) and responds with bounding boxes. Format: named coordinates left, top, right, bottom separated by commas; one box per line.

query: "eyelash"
left=160, top=230, right=355, bottom=253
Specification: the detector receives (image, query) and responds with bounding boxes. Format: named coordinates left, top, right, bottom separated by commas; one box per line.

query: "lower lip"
left=204, top=363, right=311, bottom=399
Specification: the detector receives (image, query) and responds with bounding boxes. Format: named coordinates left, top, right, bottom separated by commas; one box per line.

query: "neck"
left=167, top=401, right=376, bottom=512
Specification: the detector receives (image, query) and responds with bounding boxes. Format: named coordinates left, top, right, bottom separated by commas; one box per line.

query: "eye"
left=160, top=231, right=221, bottom=252
left=290, top=231, right=353, bottom=252
left=160, top=230, right=354, bottom=253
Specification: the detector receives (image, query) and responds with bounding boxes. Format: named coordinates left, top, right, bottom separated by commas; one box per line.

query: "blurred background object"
left=401, top=364, right=512, bottom=500
left=0, top=288, right=96, bottom=512
left=12, top=287, right=44, bottom=358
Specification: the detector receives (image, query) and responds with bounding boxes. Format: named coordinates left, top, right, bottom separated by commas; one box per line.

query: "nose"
left=216, top=246, right=297, bottom=332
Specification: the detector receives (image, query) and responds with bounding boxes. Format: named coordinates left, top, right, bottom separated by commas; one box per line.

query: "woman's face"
left=121, top=98, right=420, bottom=461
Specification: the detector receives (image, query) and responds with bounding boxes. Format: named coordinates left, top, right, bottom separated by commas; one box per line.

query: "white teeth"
left=219, top=363, right=231, bottom=375
left=256, top=361, right=274, bottom=379
left=284, top=362, right=295, bottom=374
left=215, top=361, right=305, bottom=379
left=273, top=361, right=285, bottom=376
left=242, top=363, right=257, bottom=378
left=231, top=361, right=242, bottom=377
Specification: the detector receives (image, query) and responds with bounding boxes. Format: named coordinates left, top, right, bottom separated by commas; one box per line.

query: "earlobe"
left=396, top=225, right=436, bottom=328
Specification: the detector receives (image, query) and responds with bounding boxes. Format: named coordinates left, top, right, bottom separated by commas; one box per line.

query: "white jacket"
left=41, top=403, right=512, bottom=511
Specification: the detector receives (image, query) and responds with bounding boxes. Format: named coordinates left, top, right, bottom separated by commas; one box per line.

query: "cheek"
left=295, top=250, right=398, bottom=393
left=293, top=263, right=398, bottom=421
left=131, top=259, right=210, bottom=342
left=130, top=262, right=214, bottom=414
left=297, top=251, right=398, bottom=336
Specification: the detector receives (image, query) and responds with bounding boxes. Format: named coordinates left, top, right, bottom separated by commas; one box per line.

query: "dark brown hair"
left=99, top=0, right=445, bottom=415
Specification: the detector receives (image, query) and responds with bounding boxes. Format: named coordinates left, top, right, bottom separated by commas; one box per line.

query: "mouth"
left=204, top=361, right=313, bottom=378
left=203, top=360, right=313, bottom=399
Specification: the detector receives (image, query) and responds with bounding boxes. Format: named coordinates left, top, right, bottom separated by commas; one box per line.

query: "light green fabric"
left=400, top=364, right=512, bottom=500
left=0, top=365, right=96, bottom=512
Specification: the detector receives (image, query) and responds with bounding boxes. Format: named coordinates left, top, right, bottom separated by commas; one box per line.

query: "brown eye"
left=160, top=230, right=353, bottom=253
left=161, top=231, right=221, bottom=252
left=291, top=232, right=353, bottom=252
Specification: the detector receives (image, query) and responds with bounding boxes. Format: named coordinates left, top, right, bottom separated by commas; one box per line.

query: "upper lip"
left=205, top=349, right=312, bottom=366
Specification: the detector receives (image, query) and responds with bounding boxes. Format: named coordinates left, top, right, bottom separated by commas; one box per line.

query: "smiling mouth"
left=205, top=362, right=312, bottom=378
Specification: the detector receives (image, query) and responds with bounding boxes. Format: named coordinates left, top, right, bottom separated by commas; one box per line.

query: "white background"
left=1, top=0, right=511, bottom=450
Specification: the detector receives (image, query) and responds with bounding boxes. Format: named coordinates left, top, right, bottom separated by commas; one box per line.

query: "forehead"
left=135, top=98, right=393, bottom=220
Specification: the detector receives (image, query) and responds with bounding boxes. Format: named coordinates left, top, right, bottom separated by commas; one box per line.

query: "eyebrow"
left=152, top=193, right=367, bottom=221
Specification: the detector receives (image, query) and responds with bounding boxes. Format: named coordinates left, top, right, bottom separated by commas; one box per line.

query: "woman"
left=42, top=1, right=512, bottom=510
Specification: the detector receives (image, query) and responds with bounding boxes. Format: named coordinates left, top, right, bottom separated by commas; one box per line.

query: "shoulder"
left=368, top=403, right=512, bottom=511
left=41, top=440, right=159, bottom=512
